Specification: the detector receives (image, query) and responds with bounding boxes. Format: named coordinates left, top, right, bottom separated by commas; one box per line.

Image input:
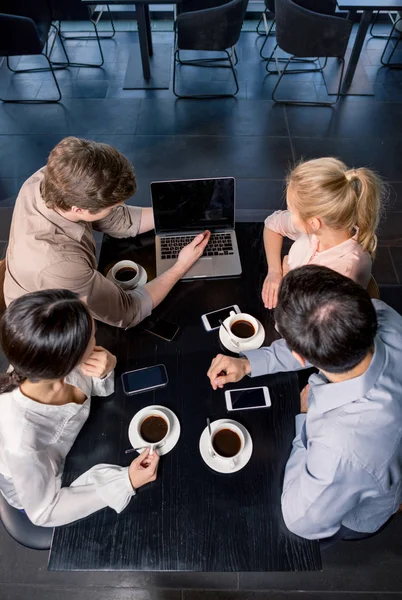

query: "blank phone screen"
left=122, top=365, right=167, bottom=394
left=207, top=306, right=237, bottom=329
left=230, top=388, right=267, bottom=410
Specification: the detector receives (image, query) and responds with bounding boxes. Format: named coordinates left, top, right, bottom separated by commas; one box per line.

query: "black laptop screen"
left=151, top=178, right=235, bottom=233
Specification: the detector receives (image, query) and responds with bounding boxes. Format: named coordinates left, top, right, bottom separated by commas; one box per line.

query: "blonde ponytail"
left=344, top=167, right=382, bottom=258
left=287, top=158, right=385, bottom=259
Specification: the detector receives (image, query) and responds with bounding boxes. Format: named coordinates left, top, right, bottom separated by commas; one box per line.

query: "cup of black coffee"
left=227, top=312, right=259, bottom=343
left=111, top=260, right=140, bottom=290
left=210, top=423, right=245, bottom=469
left=138, top=409, right=170, bottom=452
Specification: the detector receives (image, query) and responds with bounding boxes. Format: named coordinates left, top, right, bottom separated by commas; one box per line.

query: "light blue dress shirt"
left=243, top=300, right=402, bottom=540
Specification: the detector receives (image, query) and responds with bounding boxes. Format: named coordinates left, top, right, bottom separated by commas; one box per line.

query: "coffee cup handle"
left=229, top=458, right=236, bottom=470
left=229, top=311, right=235, bottom=316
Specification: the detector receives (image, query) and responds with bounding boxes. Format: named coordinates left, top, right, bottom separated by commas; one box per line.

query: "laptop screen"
left=151, top=178, right=235, bottom=234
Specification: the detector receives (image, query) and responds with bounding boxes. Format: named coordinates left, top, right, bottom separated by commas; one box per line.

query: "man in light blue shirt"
left=207, top=265, right=402, bottom=541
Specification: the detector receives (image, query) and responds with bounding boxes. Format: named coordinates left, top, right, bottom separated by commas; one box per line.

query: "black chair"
left=48, top=0, right=115, bottom=68
left=0, top=0, right=68, bottom=103
left=370, top=10, right=398, bottom=39
left=381, top=13, right=402, bottom=68
left=256, top=0, right=275, bottom=37
left=173, top=0, right=249, bottom=98
left=0, top=493, right=53, bottom=551
left=266, top=0, right=352, bottom=106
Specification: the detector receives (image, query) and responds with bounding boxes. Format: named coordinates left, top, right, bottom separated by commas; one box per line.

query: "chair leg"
left=266, top=45, right=323, bottom=74
left=0, top=54, right=61, bottom=103
left=272, top=55, right=344, bottom=106
left=59, top=5, right=116, bottom=40
left=381, top=18, right=402, bottom=67
left=370, top=10, right=396, bottom=39
left=52, top=20, right=105, bottom=68
left=259, top=19, right=276, bottom=59
left=173, top=48, right=239, bottom=99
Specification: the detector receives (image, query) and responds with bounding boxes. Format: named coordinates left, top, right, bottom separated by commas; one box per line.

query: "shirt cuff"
left=127, top=287, right=153, bottom=328
left=88, top=465, right=136, bottom=513
left=127, top=206, right=143, bottom=237
left=240, top=349, right=268, bottom=378
left=295, top=413, right=306, bottom=436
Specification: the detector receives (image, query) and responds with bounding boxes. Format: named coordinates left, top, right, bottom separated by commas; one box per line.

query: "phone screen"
left=206, top=306, right=237, bottom=329
left=122, top=365, right=168, bottom=394
left=229, top=388, right=268, bottom=410
left=143, top=319, right=180, bottom=341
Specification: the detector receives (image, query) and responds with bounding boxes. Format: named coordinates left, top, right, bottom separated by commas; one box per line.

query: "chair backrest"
left=367, top=275, right=380, bottom=300
left=0, top=259, right=6, bottom=317
left=177, top=0, right=249, bottom=52
left=47, top=0, right=93, bottom=22
left=0, top=13, right=44, bottom=56
left=274, top=0, right=353, bottom=59
left=0, top=493, right=53, bottom=551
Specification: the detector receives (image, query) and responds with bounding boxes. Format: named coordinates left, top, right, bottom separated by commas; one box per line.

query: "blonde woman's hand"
left=81, top=346, right=117, bottom=379
left=262, top=270, right=283, bottom=309
left=129, top=448, right=160, bottom=490
left=282, top=255, right=290, bottom=277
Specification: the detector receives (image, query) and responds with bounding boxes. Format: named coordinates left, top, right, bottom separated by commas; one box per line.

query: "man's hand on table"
left=176, top=230, right=211, bottom=274
left=129, top=448, right=160, bottom=490
left=300, top=384, right=310, bottom=414
left=81, top=346, right=117, bottom=379
left=207, top=354, right=251, bottom=390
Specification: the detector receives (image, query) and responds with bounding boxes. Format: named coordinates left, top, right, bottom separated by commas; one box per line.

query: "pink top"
left=265, top=210, right=372, bottom=288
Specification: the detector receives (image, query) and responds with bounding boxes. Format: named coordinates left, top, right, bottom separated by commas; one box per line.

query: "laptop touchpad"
left=185, top=257, right=213, bottom=277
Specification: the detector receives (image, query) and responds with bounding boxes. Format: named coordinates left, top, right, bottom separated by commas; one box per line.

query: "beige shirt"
left=4, top=168, right=153, bottom=328
left=265, top=210, right=372, bottom=288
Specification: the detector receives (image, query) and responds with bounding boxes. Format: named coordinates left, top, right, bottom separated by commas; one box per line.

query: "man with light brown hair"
left=4, top=137, right=210, bottom=328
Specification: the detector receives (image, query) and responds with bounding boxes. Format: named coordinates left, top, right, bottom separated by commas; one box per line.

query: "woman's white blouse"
left=0, top=369, right=135, bottom=527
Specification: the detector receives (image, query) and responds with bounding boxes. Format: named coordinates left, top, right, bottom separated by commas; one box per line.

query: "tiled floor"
left=1, top=18, right=402, bottom=600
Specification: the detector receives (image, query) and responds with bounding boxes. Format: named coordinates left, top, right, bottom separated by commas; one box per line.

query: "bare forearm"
left=144, top=263, right=185, bottom=309
left=264, top=227, right=283, bottom=273
left=139, top=207, right=155, bottom=234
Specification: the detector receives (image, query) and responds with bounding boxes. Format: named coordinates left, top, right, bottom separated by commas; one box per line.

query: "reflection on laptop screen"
left=151, top=178, right=235, bottom=233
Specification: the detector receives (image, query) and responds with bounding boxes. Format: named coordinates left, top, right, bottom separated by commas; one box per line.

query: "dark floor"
left=0, top=19, right=402, bottom=600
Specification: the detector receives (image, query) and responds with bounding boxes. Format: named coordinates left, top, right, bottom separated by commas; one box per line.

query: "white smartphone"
left=201, top=305, right=241, bottom=332
left=225, top=386, right=271, bottom=412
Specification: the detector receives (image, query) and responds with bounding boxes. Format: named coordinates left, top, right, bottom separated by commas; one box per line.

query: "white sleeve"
left=6, top=449, right=135, bottom=527
left=91, top=370, right=115, bottom=397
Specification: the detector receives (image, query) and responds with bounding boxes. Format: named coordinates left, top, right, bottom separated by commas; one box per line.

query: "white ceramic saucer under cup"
left=106, top=264, right=148, bottom=289
left=128, top=405, right=180, bottom=456
left=199, top=419, right=253, bottom=474
left=219, top=316, right=265, bottom=354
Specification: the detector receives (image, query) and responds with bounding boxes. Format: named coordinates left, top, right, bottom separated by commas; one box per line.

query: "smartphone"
left=225, top=386, right=271, bottom=412
left=141, top=319, right=180, bottom=342
left=201, top=305, right=241, bottom=331
left=121, top=364, right=168, bottom=396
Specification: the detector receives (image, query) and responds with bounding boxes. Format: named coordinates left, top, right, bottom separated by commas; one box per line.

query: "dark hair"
left=42, top=137, right=137, bottom=213
left=0, top=290, right=93, bottom=394
left=275, top=265, right=377, bottom=373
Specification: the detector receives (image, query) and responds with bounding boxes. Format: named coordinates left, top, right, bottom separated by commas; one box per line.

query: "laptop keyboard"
left=160, top=233, right=234, bottom=260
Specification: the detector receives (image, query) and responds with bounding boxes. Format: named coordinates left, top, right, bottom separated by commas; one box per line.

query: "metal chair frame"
left=369, top=10, right=398, bottom=39
left=58, top=4, right=116, bottom=40
left=1, top=23, right=67, bottom=103
left=269, top=48, right=344, bottom=106
left=381, top=15, right=402, bottom=68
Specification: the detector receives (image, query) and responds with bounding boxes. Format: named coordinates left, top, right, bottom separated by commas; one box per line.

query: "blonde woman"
left=262, top=158, right=384, bottom=309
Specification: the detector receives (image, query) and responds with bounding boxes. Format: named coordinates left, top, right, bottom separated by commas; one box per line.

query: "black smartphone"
left=141, top=318, right=180, bottom=342
left=121, top=364, right=168, bottom=396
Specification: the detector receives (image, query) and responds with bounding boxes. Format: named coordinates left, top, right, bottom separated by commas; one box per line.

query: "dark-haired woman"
left=0, top=290, right=159, bottom=527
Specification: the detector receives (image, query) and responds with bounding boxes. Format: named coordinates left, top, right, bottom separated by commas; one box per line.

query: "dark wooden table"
left=82, top=0, right=181, bottom=89
left=336, top=0, right=402, bottom=94
left=48, top=223, right=321, bottom=572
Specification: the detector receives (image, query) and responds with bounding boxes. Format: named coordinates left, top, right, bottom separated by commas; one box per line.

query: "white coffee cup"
left=111, top=260, right=140, bottom=290
left=227, top=312, right=259, bottom=344
left=137, top=409, right=170, bottom=454
left=209, top=422, right=245, bottom=470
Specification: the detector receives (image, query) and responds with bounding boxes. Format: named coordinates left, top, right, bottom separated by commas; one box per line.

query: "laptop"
left=151, top=177, right=242, bottom=279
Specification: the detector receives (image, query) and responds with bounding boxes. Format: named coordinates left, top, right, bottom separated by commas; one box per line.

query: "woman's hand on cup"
left=207, top=354, right=251, bottom=390
left=81, top=345, right=117, bottom=379
left=261, top=269, right=283, bottom=309
left=176, top=231, right=211, bottom=273
left=129, top=447, right=160, bottom=490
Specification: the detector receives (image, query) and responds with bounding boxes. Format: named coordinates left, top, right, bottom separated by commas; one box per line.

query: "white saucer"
left=128, top=405, right=180, bottom=456
left=106, top=264, right=148, bottom=289
left=219, top=317, right=265, bottom=354
left=199, top=419, right=253, bottom=474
